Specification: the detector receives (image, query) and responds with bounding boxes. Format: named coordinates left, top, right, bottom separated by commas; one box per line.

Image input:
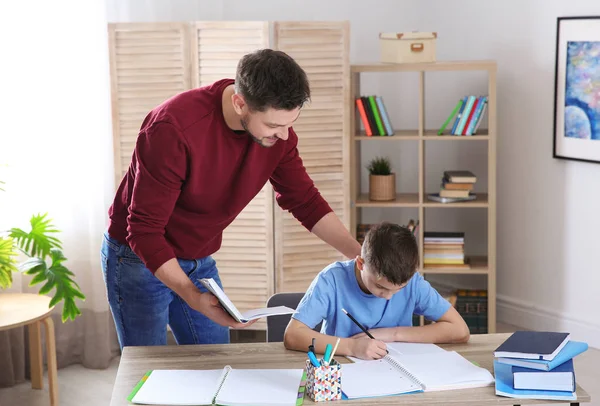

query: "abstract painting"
left=554, top=17, right=600, bottom=164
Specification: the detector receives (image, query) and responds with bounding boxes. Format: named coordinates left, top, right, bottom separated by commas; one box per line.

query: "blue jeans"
left=100, top=232, right=229, bottom=350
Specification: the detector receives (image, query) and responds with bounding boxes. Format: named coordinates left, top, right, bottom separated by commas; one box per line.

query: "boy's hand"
left=349, top=336, right=388, bottom=360
left=351, top=327, right=397, bottom=342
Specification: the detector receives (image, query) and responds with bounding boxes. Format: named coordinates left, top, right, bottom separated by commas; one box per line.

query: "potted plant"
left=0, top=180, right=85, bottom=322
left=367, top=156, right=396, bottom=201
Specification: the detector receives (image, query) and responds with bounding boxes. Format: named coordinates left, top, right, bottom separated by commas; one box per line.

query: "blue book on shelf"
left=450, top=96, right=468, bottom=134
left=375, top=96, right=394, bottom=136
left=497, top=341, right=588, bottom=371
left=455, top=95, right=476, bottom=135
left=494, top=360, right=576, bottom=402
left=465, top=96, right=486, bottom=135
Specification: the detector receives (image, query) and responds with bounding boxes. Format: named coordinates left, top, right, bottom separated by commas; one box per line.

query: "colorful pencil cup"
left=305, top=359, right=342, bottom=402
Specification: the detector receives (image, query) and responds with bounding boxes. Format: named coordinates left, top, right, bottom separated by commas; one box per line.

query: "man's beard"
left=241, top=116, right=273, bottom=148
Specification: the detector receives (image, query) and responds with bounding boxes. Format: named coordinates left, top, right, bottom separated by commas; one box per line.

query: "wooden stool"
left=0, top=293, right=58, bottom=406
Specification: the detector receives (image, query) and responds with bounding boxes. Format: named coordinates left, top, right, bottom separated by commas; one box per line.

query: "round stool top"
left=0, top=293, right=54, bottom=331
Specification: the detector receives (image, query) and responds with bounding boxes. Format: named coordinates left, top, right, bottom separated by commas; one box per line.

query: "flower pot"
left=369, top=173, right=396, bottom=201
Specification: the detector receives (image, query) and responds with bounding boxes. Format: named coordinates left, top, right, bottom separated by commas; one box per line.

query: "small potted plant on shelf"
left=367, top=156, right=395, bottom=201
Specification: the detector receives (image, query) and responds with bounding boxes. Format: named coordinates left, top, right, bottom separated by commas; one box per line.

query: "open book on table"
left=342, top=342, right=495, bottom=399
left=199, top=278, right=294, bottom=323
left=128, top=367, right=306, bottom=406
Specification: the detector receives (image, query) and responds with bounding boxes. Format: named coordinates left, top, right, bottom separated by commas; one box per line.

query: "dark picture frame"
left=553, top=16, right=600, bottom=164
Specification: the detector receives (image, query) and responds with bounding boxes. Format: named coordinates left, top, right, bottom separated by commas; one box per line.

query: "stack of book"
left=455, top=289, right=487, bottom=334
left=423, top=231, right=469, bottom=269
left=355, top=96, right=394, bottom=136
left=440, top=170, right=476, bottom=199
left=493, top=331, right=588, bottom=402
left=437, top=95, right=488, bottom=136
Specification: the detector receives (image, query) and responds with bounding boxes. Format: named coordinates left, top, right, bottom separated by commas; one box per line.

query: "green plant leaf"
left=0, top=237, right=18, bottom=289
left=17, top=247, right=85, bottom=322
left=10, top=213, right=62, bottom=258
left=367, top=156, right=392, bottom=175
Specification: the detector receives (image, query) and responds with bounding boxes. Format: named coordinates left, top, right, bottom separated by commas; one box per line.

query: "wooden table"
left=0, top=293, right=58, bottom=406
left=110, top=333, right=590, bottom=405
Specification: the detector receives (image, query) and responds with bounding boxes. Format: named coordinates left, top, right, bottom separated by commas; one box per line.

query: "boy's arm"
left=352, top=306, right=470, bottom=344
left=284, top=318, right=388, bottom=360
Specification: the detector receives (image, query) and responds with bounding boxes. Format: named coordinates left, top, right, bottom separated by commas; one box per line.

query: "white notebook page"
left=395, top=351, right=495, bottom=391
left=131, top=369, right=224, bottom=405
left=341, top=359, right=422, bottom=399
left=216, top=369, right=304, bottom=406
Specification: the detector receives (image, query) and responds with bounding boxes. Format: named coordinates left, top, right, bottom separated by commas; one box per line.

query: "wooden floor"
left=0, top=324, right=597, bottom=406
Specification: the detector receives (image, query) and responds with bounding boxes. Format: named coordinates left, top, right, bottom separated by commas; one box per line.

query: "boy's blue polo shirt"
left=292, top=259, right=451, bottom=337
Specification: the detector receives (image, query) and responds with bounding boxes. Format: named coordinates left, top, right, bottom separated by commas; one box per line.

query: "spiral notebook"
left=342, top=346, right=495, bottom=399
left=127, top=367, right=305, bottom=406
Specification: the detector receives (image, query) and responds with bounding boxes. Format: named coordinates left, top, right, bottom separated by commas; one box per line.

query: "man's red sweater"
left=108, top=79, right=332, bottom=273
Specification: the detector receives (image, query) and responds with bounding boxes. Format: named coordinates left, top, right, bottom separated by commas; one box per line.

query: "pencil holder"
left=305, top=359, right=342, bottom=402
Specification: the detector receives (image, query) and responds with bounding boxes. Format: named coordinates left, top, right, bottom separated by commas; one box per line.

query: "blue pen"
left=307, top=351, right=320, bottom=368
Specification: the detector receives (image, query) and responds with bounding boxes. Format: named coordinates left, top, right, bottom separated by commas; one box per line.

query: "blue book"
left=493, top=331, right=570, bottom=361
left=375, top=96, right=394, bottom=136
left=494, top=360, right=576, bottom=401
left=513, top=358, right=575, bottom=392
left=450, top=96, right=468, bottom=134
left=497, top=341, right=588, bottom=371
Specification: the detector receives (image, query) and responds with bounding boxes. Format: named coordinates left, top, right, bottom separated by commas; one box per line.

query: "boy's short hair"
left=235, top=49, right=310, bottom=112
left=362, top=222, right=419, bottom=285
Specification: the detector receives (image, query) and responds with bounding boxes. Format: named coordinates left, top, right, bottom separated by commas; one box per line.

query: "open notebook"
left=128, top=367, right=305, bottom=406
left=199, top=278, right=294, bottom=323
left=342, top=343, right=494, bottom=399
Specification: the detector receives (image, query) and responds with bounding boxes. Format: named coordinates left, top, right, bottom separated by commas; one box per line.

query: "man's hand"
left=154, top=258, right=256, bottom=329
left=349, top=336, right=388, bottom=360
left=351, top=327, right=397, bottom=342
left=186, top=290, right=257, bottom=329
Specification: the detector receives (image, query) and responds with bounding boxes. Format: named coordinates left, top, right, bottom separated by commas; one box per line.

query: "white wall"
left=106, top=0, right=600, bottom=347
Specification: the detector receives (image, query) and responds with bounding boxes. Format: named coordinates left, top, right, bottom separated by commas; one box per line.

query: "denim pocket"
left=119, top=247, right=144, bottom=264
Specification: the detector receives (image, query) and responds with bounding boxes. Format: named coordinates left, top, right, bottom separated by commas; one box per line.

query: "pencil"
left=327, top=338, right=341, bottom=365
left=341, top=308, right=388, bottom=354
left=342, top=308, right=374, bottom=339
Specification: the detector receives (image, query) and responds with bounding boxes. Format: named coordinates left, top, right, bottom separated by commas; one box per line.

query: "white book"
left=129, top=367, right=305, bottom=406
left=199, top=278, right=294, bottom=323
left=342, top=344, right=494, bottom=399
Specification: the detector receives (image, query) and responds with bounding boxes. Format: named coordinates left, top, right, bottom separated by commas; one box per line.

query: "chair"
left=266, top=293, right=322, bottom=342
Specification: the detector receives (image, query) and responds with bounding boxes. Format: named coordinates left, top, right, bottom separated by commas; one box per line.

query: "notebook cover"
left=494, top=360, right=576, bottom=401
left=497, top=341, right=588, bottom=371
left=512, top=359, right=575, bottom=392
left=127, top=370, right=153, bottom=403
left=494, top=331, right=570, bottom=360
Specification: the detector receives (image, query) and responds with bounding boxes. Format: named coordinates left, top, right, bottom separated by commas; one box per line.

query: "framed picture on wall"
left=553, top=16, right=600, bottom=164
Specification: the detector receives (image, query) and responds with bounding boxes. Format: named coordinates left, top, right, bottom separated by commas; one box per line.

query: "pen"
left=307, top=350, right=320, bottom=368
left=342, top=308, right=388, bottom=354
left=309, top=337, right=315, bottom=354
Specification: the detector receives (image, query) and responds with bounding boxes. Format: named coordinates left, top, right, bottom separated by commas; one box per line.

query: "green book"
left=368, top=95, right=386, bottom=136
left=438, top=99, right=464, bottom=135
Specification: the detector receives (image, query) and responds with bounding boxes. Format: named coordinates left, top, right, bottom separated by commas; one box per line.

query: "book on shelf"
left=438, top=95, right=488, bottom=136
left=455, top=289, right=487, bottom=334
left=423, top=231, right=470, bottom=268
left=355, top=95, right=394, bottom=136
left=429, top=170, right=477, bottom=203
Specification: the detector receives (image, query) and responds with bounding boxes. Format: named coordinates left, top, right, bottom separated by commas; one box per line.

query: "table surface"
left=0, top=293, right=54, bottom=331
left=110, top=333, right=590, bottom=405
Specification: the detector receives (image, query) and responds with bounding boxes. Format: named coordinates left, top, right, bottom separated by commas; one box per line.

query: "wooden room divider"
left=107, top=21, right=350, bottom=329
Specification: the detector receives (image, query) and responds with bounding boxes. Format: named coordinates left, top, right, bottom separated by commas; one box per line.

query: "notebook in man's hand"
left=199, top=278, right=294, bottom=323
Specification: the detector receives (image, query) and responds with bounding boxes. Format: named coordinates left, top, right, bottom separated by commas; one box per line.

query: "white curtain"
left=0, top=0, right=119, bottom=386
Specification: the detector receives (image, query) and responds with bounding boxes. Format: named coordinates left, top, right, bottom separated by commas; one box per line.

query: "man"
left=101, top=49, right=361, bottom=349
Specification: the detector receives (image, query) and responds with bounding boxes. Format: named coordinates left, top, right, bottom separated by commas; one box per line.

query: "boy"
left=284, top=222, right=470, bottom=360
